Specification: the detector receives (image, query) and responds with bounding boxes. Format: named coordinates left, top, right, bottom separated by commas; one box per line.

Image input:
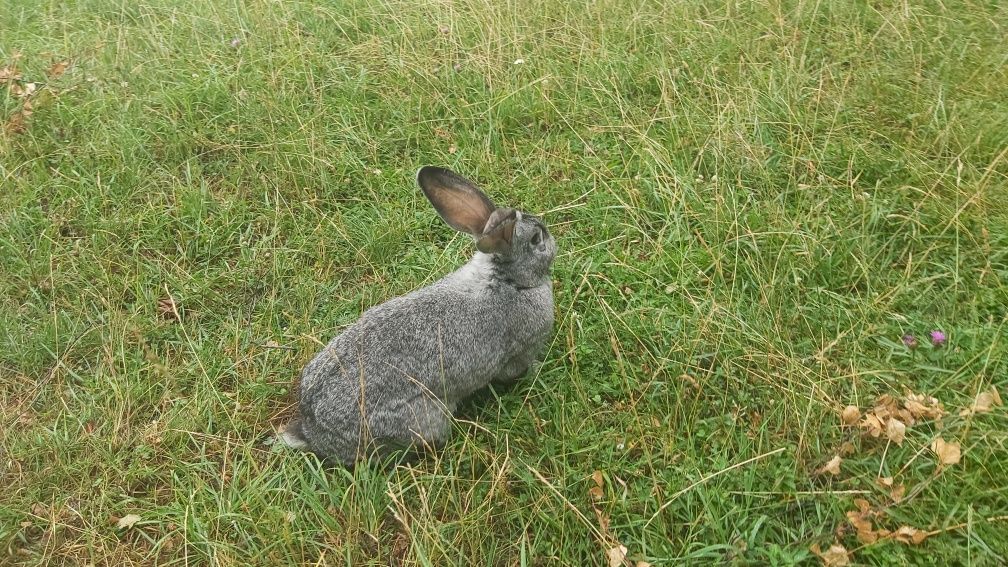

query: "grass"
left=2, top=0, right=1007, bottom=564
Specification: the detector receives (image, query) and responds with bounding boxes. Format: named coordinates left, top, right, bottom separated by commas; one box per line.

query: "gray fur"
left=281, top=166, right=556, bottom=466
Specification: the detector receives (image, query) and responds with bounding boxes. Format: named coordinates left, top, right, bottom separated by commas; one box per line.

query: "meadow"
left=2, top=0, right=1007, bottom=564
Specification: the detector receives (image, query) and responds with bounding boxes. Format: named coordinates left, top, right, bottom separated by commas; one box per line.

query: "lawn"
left=2, top=0, right=1007, bottom=564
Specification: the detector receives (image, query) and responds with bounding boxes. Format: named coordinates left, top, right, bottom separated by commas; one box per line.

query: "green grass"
left=2, top=0, right=1007, bottom=564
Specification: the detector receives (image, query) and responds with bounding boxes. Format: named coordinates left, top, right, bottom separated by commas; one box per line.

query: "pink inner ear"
left=417, top=167, right=497, bottom=235
left=444, top=197, right=494, bottom=235
left=482, top=208, right=517, bottom=236
left=476, top=209, right=517, bottom=254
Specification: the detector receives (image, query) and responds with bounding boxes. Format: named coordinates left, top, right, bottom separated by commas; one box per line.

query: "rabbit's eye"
left=531, top=229, right=542, bottom=245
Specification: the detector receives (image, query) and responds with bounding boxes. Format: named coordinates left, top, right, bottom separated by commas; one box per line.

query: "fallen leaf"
left=810, top=543, right=849, bottom=566
left=157, top=296, right=180, bottom=321
left=818, top=455, right=842, bottom=476
left=10, top=82, right=36, bottom=98
left=875, top=394, right=896, bottom=414
left=593, top=507, right=611, bottom=533
left=894, top=407, right=916, bottom=427
left=931, top=437, right=961, bottom=465
left=889, top=483, right=906, bottom=502
left=853, top=498, right=871, bottom=514
left=839, top=441, right=856, bottom=456
left=960, top=387, right=1002, bottom=416
left=890, top=525, right=929, bottom=545
left=0, top=65, right=20, bottom=82
left=841, top=405, right=860, bottom=425
left=860, top=413, right=885, bottom=437
left=904, top=392, right=945, bottom=420
left=846, top=509, right=877, bottom=544
left=635, top=562, right=653, bottom=567
left=886, top=418, right=906, bottom=446
left=116, top=514, right=141, bottom=529
left=47, top=60, right=69, bottom=79
left=875, top=477, right=906, bottom=501
left=991, top=387, right=1003, bottom=406
left=589, top=470, right=604, bottom=501
left=5, top=99, right=33, bottom=134
left=607, top=544, right=628, bottom=567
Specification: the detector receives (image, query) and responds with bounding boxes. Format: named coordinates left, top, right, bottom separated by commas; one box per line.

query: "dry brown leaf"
left=894, top=408, right=916, bottom=427
left=10, top=82, right=36, bottom=98
left=607, top=544, right=628, bottom=567
left=818, top=455, right=842, bottom=476
left=890, top=483, right=906, bottom=502
left=0, top=65, right=20, bottom=82
left=875, top=477, right=906, bottom=502
left=839, top=441, right=856, bottom=456
left=846, top=510, right=877, bottom=544
left=860, top=413, right=885, bottom=437
left=5, top=99, right=33, bottom=134
left=875, top=394, right=896, bottom=415
left=589, top=470, right=604, bottom=502
left=594, top=507, right=611, bottom=534
left=890, top=525, right=929, bottom=545
left=47, top=60, right=69, bottom=79
left=960, top=387, right=1003, bottom=416
left=904, top=392, right=945, bottom=420
left=841, top=405, right=860, bottom=425
left=853, top=498, right=871, bottom=514
left=810, top=543, right=849, bottom=566
left=635, top=562, right=653, bottom=567
left=886, top=418, right=906, bottom=446
left=116, top=513, right=141, bottom=529
left=855, top=528, right=878, bottom=544
left=931, top=437, right=961, bottom=466
left=157, top=296, right=180, bottom=321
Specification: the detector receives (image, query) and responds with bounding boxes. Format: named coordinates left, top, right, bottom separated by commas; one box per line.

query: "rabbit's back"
left=297, top=258, right=553, bottom=463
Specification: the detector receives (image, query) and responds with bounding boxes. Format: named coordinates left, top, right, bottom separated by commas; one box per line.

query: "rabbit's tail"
left=275, top=418, right=309, bottom=450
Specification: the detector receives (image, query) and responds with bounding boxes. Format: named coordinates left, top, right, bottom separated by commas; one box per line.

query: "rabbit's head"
left=417, top=166, right=556, bottom=288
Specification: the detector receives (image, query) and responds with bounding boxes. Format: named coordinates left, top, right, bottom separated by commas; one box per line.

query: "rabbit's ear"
left=417, top=166, right=496, bottom=235
left=476, top=207, right=517, bottom=254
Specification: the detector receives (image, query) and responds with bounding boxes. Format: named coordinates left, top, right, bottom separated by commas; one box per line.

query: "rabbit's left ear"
left=417, top=166, right=496, bottom=236
left=476, top=208, right=517, bottom=254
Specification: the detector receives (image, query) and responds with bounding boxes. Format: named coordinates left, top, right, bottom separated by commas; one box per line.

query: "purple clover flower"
left=902, top=334, right=918, bottom=350
left=929, top=330, right=946, bottom=347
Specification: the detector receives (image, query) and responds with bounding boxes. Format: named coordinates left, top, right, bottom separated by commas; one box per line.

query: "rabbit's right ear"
left=417, top=166, right=496, bottom=236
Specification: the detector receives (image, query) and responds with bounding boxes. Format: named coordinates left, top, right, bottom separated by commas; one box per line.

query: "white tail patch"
left=275, top=423, right=308, bottom=450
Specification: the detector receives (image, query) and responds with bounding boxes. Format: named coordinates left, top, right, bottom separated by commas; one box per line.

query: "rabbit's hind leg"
left=272, top=418, right=309, bottom=450
left=373, top=400, right=453, bottom=463
left=491, top=353, right=536, bottom=386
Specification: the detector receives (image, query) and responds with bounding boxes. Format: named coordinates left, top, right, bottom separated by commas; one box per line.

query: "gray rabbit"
left=277, top=166, right=556, bottom=466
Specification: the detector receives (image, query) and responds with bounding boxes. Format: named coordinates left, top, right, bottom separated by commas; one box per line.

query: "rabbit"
left=277, top=166, right=556, bottom=466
